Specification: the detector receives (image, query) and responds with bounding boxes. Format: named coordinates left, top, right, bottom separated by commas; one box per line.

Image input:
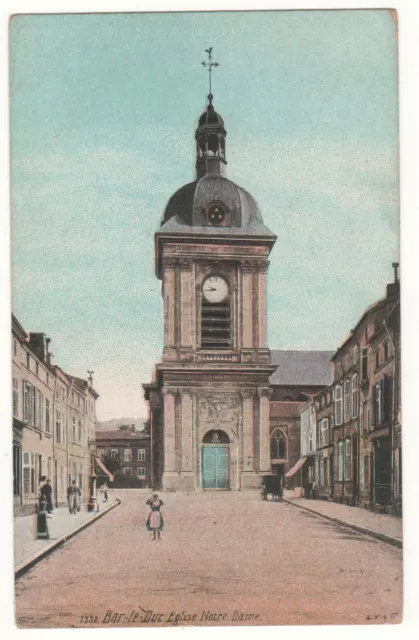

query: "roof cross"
left=201, top=47, right=219, bottom=101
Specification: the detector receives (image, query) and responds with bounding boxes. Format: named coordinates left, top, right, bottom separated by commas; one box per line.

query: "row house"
left=331, top=274, right=400, bottom=512
left=12, top=314, right=100, bottom=515
left=314, top=385, right=334, bottom=499
left=299, top=399, right=316, bottom=495
left=95, top=430, right=152, bottom=488
left=298, top=270, right=401, bottom=515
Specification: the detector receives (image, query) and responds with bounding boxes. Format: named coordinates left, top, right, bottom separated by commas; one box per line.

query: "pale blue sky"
left=10, top=10, right=399, bottom=419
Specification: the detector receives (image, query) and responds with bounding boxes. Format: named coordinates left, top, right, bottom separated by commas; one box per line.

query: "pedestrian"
left=67, top=480, right=81, bottom=514
left=99, top=482, right=108, bottom=503
left=41, top=478, right=53, bottom=513
left=145, top=493, right=164, bottom=541
left=278, top=475, right=284, bottom=503
left=37, top=475, right=47, bottom=512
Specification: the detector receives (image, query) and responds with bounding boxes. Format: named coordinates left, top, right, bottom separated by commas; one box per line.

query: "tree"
left=99, top=451, right=121, bottom=476
left=118, top=424, right=135, bottom=432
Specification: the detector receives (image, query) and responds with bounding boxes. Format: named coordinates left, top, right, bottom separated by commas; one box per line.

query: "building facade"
left=143, top=92, right=277, bottom=492
left=299, top=400, right=316, bottom=495
left=314, top=385, right=334, bottom=499
left=95, top=430, right=151, bottom=488
left=12, top=314, right=99, bottom=515
left=297, top=272, right=401, bottom=515
left=12, top=318, right=54, bottom=515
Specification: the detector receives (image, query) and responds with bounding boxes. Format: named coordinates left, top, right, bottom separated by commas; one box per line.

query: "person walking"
left=41, top=478, right=53, bottom=513
left=99, top=482, right=108, bottom=503
left=278, top=475, right=284, bottom=503
left=67, top=480, right=81, bottom=514
left=145, top=493, right=164, bottom=541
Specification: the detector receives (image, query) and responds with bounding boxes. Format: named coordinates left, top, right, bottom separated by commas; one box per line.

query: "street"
left=15, top=490, right=402, bottom=628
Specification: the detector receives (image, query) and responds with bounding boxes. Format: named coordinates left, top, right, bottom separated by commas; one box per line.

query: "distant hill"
left=96, top=417, right=147, bottom=432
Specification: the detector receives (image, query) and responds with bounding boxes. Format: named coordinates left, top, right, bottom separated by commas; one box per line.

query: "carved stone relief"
left=198, top=393, right=240, bottom=434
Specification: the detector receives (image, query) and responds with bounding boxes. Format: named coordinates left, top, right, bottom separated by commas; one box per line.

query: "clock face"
left=202, top=276, right=229, bottom=303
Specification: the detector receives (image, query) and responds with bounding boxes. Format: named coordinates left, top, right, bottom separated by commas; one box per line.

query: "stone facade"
left=144, top=95, right=277, bottom=492
left=12, top=314, right=99, bottom=515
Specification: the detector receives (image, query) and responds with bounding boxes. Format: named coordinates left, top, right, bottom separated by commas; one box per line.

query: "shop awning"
left=285, top=457, right=307, bottom=478
left=94, top=456, right=114, bottom=482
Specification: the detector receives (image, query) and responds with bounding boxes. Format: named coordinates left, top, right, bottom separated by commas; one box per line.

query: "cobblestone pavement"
left=15, top=490, right=402, bottom=628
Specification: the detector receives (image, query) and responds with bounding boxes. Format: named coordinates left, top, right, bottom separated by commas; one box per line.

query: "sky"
left=10, top=10, right=399, bottom=420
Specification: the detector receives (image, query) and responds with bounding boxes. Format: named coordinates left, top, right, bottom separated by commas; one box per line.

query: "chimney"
left=28, top=333, right=47, bottom=362
left=386, top=262, right=400, bottom=298
left=45, top=338, right=52, bottom=364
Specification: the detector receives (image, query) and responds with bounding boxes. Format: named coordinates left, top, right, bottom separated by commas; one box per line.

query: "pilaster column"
left=180, top=259, right=192, bottom=347
left=162, top=259, right=176, bottom=348
left=241, top=389, right=255, bottom=471
left=258, top=388, right=272, bottom=473
left=181, top=392, right=193, bottom=471
left=242, top=262, right=254, bottom=348
left=163, top=388, right=177, bottom=473
left=256, top=261, right=269, bottom=348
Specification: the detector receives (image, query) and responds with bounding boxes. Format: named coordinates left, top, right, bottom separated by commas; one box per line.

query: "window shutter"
left=383, top=375, right=392, bottom=423
left=371, top=386, right=376, bottom=426
left=380, top=378, right=385, bottom=424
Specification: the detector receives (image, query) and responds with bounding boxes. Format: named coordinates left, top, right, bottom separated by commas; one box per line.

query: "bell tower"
left=143, top=50, right=277, bottom=492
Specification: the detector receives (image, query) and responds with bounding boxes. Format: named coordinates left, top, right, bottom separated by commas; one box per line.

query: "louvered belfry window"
left=201, top=298, right=231, bottom=348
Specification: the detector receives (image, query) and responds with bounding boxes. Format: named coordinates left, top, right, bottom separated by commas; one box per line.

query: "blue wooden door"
left=202, top=446, right=229, bottom=489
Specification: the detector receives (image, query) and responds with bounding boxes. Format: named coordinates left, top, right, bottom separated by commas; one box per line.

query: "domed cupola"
left=196, top=93, right=227, bottom=179
left=158, top=47, right=276, bottom=247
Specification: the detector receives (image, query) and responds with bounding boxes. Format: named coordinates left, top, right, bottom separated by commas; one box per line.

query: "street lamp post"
left=87, top=439, right=98, bottom=512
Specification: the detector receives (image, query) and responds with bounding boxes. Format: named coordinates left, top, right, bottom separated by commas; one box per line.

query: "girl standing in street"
left=145, top=494, right=164, bottom=541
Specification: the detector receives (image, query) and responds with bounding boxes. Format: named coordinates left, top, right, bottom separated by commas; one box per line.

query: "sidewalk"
left=14, top=496, right=119, bottom=573
left=283, top=492, right=402, bottom=547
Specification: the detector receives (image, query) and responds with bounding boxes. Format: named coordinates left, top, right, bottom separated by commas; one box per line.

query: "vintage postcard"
left=10, top=8, right=402, bottom=629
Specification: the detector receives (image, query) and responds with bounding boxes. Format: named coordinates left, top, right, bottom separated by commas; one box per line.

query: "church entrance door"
left=201, top=430, right=230, bottom=490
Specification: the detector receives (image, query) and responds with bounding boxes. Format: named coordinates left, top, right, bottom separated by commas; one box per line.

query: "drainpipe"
left=52, top=372, right=57, bottom=508
left=383, top=319, right=396, bottom=510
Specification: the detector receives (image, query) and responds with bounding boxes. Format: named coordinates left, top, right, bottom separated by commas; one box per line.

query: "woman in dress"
left=145, top=494, right=164, bottom=540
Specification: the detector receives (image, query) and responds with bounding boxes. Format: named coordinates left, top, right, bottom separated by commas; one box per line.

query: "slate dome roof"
left=198, top=103, right=225, bottom=128
left=160, top=173, right=273, bottom=238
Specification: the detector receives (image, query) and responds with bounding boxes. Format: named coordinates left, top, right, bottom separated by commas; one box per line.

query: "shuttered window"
left=351, top=374, right=359, bottom=418
left=343, top=379, right=350, bottom=422
left=12, top=378, right=19, bottom=418
left=344, top=439, right=351, bottom=481
left=335, top=386, right=343, bottom=425
left=337, top=442, right=344, bottom=481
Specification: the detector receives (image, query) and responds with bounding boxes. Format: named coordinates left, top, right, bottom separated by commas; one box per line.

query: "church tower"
left=143, top=52, right=277, bottom=491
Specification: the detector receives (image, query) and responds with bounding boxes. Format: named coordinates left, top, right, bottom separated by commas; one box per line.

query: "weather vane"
left=201, top=47, right=219, bottom=100
left=87, top=370, right=94, bottom=385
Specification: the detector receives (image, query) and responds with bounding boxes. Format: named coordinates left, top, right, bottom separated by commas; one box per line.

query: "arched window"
left=270, top=429, right=287, bottom=460
left=207, top=133, right=219, bottom=157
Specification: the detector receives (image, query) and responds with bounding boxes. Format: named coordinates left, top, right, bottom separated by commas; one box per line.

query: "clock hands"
left=204, top=286, right=217, bottom=292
